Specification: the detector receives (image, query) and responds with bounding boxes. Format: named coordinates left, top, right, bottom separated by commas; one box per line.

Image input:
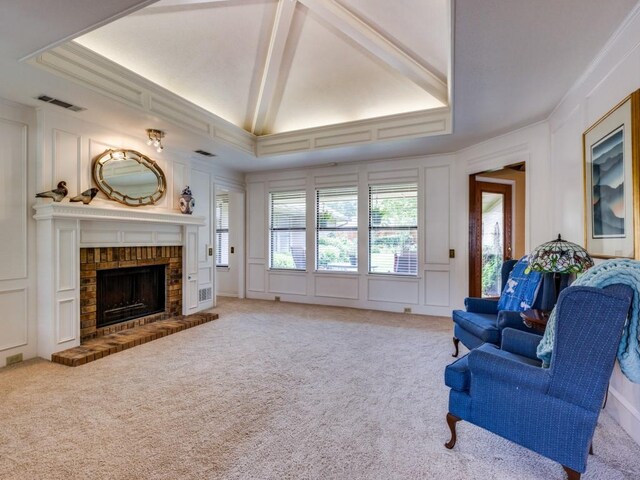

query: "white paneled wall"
left=247, top=181, right=267, bottom=294
left=216, top=188, right=245, bottom=297
left=35, top=110, right=244, bottom=314
left=245, top=156, right=458, bottom=315
left=0, top=105, right=243, bottom=365
left=0, top=100, right=36, bottom=367
left=546, top=4, right=640, bottom=445
left=424, top=165, right=452, bottom=307
left=191, top=166, right=214, bottom=309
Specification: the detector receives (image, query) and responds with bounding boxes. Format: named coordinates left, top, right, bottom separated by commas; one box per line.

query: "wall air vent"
left=194, top=149, right=216, bottom=157
left=198, top=287, right=213, bottom=302
left=36, top=95, right=86, bottom=112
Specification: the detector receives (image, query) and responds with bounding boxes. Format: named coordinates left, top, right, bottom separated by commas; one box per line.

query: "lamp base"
left=541, top=272, right=573, bottom=311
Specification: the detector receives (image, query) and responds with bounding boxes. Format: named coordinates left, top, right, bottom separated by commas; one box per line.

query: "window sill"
left=366, top=272, right=422, bottom=280
left=314, top=269, right=360, bottom=276
left=267, top=268, right=307, bottom=274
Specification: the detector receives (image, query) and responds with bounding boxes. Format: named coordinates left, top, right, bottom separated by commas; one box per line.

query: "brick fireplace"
left=33, top=202, right=208, bottom=360
left=80, top=246, right=183, bottom=341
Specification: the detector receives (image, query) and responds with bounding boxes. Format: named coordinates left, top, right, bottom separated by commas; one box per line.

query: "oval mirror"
left=93, top=149, right=166, bottom=207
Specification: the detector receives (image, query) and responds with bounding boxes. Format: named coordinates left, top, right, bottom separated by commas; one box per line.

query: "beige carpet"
left=1, top=298, right=639, bottom=480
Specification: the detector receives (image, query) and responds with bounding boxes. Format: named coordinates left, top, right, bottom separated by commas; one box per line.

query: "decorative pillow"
left=497, top=256, right=543, bottom=312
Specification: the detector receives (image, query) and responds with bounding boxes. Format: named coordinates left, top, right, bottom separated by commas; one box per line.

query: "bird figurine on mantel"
left=70, top=187, right=99, bottom=205
left=35, top=181, right=68, bottom=202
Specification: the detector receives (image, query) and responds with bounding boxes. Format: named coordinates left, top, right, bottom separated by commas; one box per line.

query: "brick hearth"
left=52, top=312, right=218, bottom=366
left=80, top=246, right=182, bottom=341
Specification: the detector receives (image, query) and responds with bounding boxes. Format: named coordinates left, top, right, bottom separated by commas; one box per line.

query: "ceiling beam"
left=298, top=0, right=448, bottom=105
left=251, top=0, right=298, bottom=135
left=138, top=0, right=240, bottom=15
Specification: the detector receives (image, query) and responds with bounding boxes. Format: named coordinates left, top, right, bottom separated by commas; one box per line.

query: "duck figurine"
left=35, top=181, right=68, bottom=202
left=70, top=188, right=99, bottom=205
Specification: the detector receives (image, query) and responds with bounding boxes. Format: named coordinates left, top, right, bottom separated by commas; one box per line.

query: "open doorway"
left=469, top=163, right=526, bottom=297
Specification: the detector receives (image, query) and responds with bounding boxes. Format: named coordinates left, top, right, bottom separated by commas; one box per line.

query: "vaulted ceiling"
left=75, top=0, right=450, bottom=136
left=0, top=1, right=637, bottom=171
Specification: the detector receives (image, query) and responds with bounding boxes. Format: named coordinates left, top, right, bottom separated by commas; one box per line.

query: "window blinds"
left=368, top=183, right=418, bottom=275
left=216, top=193, right=229, bottom=266
left=270, top=191, right=306, bottom=270
left=316, top=187, right=358, bottom=271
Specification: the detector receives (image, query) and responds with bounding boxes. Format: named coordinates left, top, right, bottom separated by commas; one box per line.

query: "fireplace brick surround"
left=80, top=246, right=182, bottom=341
left=33, top=202, right=208, bottom=360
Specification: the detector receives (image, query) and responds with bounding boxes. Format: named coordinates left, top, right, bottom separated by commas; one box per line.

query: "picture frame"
left=583, top=90, right=640, bottom=259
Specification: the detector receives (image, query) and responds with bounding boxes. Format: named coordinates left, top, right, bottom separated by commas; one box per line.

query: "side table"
left=520, top=309, right=550, bottom=333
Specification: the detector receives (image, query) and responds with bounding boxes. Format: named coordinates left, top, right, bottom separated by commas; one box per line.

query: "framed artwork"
left=583, top=90, right=640, bottom=258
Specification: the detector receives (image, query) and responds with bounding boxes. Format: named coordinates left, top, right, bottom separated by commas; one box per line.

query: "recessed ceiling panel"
left=76, top=0, right=278, bottom=128
left=269, top=5, right=444, bottom=134
left=337, top=0, right=449, bottom=78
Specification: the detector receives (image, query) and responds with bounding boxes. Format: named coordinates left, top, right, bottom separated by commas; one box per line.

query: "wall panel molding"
left=0, top=118, right=28, bottom=281
left=0, top=288, right=28, bottom=351
left=314, top=275, right=359, bottom=299
left=268, top=272, right=307, bottom=296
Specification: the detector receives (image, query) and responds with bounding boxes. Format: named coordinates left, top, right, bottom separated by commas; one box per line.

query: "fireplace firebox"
left=96, top=265, right=166, bottom=328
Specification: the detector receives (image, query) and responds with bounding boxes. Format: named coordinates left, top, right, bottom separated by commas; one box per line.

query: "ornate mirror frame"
left=92, top=149, right=166, bottom=207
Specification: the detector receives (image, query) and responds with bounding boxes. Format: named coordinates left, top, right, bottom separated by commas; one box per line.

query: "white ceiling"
left=74, top=0, right=448, bottom=135
left=0, top=0, right=637, bottom=172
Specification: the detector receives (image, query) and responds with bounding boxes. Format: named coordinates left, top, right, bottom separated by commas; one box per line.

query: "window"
left=215, top=193, right=229, bottom=267
left=369, top=183, right=418, bottom=275
left=316, top=187, right=358, bottom=271
left=270, top=191, right=306, bottom=270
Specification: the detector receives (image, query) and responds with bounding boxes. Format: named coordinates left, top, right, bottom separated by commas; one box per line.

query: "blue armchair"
left=451, top=259, right=549, bottom=357
left=444, top=284, right=633, bottom=479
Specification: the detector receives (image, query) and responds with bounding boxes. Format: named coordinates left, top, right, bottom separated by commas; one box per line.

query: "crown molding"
left=30, top=42, right=256, bottom=155
left=29, top=42, right=453, bottom=159
left=256, top=107, right=451, bottom=156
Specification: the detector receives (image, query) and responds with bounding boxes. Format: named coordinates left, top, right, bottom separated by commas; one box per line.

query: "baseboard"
left=606, top=385, right=640, bottom=445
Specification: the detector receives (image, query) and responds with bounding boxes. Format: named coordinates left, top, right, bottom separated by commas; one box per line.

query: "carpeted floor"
left=1, top=298, right=639, bottom=479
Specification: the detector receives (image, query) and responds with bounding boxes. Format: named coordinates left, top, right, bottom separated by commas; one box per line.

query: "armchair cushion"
left=445, top=342, right=541, bottom=395
left=496, top=309, right=531, bottom=332
left=501, top=328, right=543, bottom=359
left=444, top=355, right=470, bottom=392
left=464, top=297, right=498, bottom=314
left=497, top=256, right=543, bottom=312
left=468, top=344, right=549, bottom=392
left=451, top=310, right=500, bottom=344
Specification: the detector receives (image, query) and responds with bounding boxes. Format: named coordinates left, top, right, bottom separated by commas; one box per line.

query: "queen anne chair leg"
left=444, top=413, right=461, bottom=449
left=563, top=465, right=580, bottom=479
left=452, top=337, right=460, bottom=357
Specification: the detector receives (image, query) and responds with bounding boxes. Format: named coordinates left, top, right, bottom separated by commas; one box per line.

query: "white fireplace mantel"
left=33, top=202, right=206, bottom=226
left=33, top=201, right=207, bottom=360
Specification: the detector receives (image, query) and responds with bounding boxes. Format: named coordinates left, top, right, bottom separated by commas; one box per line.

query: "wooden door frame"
left=468, top=176, right=513, bottom=297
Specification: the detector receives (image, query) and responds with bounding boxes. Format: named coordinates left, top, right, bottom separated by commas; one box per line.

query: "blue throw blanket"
left=497, top=255, right=542, bottom=311
left=537, top=259, right=640, bottom=383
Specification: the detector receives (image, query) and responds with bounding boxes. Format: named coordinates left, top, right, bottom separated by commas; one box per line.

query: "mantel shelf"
left=32, top=201, right=206, bottom=226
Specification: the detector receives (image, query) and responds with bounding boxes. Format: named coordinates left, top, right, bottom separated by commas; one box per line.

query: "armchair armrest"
left=496, top=310, right=530, bottom=332
left=468, top=345, right=550, bottom=393
left=464, top=297, right=498, bottom=314
left=501, top=328, right=543, bottom=360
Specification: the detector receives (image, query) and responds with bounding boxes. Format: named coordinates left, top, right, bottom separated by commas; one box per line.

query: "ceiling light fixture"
left=146, top=128, right=165, bottom=153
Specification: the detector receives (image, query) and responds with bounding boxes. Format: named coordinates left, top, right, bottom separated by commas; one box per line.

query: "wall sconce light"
left=146, top=128, right=165, bottom=153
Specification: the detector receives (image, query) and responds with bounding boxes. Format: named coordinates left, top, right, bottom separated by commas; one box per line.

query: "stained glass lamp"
left=528, top=234, right=594, bottom=309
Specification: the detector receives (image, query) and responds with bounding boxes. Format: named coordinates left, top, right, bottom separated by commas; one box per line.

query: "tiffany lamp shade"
left=528, top=234, right=594, bottom=308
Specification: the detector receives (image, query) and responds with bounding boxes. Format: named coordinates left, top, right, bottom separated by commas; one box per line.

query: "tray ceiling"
left=74, top=0, right=450, bottom=136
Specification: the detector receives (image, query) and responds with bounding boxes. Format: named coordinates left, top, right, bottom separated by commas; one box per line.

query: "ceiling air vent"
left=36, top=95, right=86, bottom=112
left=194, top=149, right=216, bottom=157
